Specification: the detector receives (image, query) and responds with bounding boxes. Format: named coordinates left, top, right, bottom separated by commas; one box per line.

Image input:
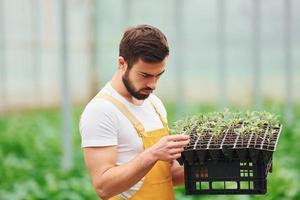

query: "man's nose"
left=146, top=77, right=157, bottom=90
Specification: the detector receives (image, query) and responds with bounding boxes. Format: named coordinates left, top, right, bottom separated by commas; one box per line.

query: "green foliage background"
left=0, top=102, right=299, bottom=199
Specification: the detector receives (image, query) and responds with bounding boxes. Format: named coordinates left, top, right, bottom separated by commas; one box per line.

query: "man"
left=80, top=24, right=189, bottom=200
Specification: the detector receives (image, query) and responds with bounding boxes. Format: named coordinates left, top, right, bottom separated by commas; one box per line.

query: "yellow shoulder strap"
left=95, top=92, right=145, bottom=137
left=148, top=97, right=169, bottom=130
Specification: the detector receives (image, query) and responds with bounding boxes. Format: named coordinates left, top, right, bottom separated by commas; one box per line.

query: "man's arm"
left=84, top=146, right=157, bottom=200
left=83, top=134, right=190, bottom=200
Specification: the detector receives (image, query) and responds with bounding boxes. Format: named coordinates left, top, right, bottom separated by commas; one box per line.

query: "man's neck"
left=110, top=72, right=144, bottom=106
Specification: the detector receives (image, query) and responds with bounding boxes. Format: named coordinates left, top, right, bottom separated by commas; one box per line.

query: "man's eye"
left=142, top=74, right=151, bottom=78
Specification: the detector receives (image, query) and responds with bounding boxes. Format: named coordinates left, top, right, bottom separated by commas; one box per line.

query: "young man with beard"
left=80, top=25, right=190, bottom=200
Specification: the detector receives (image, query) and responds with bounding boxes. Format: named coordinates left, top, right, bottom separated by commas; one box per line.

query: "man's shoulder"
left=149, top=94, right=165, bottom=108
left=79, top=96, right=119, bottom=148
left=81, top=97, right=119, bottom=121
left=149, top=93, right=167, bottom=119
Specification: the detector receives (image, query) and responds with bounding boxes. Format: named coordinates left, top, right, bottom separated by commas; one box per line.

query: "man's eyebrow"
left=157, top=70, right=165, bottom=76
left=140, top=70, right=165, bottom=77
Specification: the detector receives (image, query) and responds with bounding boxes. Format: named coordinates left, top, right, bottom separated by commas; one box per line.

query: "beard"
left=122, top=71, right=153, bottom=100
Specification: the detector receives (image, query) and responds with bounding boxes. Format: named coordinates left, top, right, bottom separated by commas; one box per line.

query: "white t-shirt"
left=79, top=82, right=167, bottom=199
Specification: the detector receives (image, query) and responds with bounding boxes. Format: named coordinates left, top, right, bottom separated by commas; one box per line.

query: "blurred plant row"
left=0, top=103, right=300, bottom=200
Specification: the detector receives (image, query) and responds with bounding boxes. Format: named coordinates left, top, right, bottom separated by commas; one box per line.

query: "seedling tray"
left=177, top=124, right=282, bottom=195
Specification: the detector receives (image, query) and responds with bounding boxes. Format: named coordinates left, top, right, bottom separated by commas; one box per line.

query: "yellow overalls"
left=96, top=93, right=175, bottom=200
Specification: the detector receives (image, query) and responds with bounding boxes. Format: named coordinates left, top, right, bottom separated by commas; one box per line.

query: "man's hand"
left=149, top=134, right=190, bottom=162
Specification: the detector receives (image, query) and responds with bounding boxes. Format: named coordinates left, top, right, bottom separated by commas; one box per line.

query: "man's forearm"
left=94, top=148, right=157, bottom=199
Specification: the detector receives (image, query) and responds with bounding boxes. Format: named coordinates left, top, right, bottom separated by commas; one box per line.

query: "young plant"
left=171, top=109, right=281, bottom=147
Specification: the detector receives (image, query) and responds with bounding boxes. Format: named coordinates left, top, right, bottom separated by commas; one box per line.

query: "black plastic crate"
left=177, top=124, right=282, bottom=195
left=179, top=149, right=273, bottom=195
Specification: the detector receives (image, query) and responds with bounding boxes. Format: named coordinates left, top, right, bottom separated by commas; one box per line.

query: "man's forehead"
left=132, top=58, right=167, bottom=70
left=135, top=66, right=165, bottom=77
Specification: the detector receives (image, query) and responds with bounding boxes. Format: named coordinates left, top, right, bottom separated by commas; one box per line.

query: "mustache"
left=142, top=87, right=155, bottom=91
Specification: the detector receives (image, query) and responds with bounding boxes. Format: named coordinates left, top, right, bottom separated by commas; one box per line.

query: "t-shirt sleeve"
left=79, top=100, right=119, bottom=148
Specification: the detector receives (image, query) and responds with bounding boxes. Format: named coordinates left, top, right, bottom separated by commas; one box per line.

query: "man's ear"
left=118, top=56, right=127, bottom=72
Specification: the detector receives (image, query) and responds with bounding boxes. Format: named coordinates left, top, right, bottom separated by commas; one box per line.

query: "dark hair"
left=119, top=24, right=169, bottom=69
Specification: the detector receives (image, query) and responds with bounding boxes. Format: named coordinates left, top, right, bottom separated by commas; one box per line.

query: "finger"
left=168, top=140, right=190, bottom=148
left=170, top=147, right=184, bottom=155
left=167, top=134, right=190, bottom=142
left=171, top=153, right=182, bottom=160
